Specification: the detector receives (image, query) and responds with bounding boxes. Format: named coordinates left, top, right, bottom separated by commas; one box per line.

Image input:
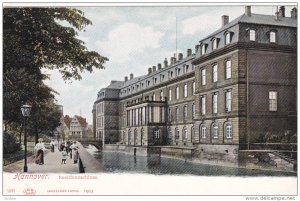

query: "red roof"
left=75, top=115, right=88, bottom=128
left=64, top=115, right=72, bottom=129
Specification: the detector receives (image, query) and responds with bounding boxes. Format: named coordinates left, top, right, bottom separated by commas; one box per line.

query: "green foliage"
left=3, top=8, right=108, bottom=130
left=3, top=132, right=21, bottom=154
left=3, top=8, right=108, bottom=80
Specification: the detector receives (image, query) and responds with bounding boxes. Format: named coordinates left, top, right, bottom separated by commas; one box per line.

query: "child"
left=61, top=148, right=68, bottom=164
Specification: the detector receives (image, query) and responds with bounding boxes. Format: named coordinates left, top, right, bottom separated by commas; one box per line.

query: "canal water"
left=85, top=145, right=296, bottom=176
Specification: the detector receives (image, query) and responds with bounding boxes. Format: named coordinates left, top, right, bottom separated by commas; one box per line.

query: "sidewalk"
left=4, top=148, right=79, bottom=173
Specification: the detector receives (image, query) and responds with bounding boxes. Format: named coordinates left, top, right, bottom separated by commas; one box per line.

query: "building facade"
left=93, top=6, right=297, bottom=155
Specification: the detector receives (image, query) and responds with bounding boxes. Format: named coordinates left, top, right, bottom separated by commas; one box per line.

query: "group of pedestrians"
left=33, top=138, right=80, bottom=165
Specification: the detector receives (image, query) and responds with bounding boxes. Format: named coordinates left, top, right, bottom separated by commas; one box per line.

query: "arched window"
left=167, top=127, right=173, bottom=145
left=191, top=127, right=195, bottom=143
left=141, top=128, right=144, bottom=146
left=211, top=123, right=218, bottom=139
left=134, top=129, right=138, bottom=145
left=128, top=129, right=131, bottom=145
left=182, top=127, right=188, bottom=141
left=224, top=122, right=233, bottom=139
left=175, top=127, right=179, bottom=142
left=200, top=124, right=206, bottom=139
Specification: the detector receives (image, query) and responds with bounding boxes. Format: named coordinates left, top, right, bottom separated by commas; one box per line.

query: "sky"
left=44, top=4, right=296, bottom=124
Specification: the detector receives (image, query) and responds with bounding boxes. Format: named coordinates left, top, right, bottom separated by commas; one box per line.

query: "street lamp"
left=21, top=104, right=32, bottom=172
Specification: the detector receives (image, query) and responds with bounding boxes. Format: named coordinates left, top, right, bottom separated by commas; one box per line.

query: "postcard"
left=2, top=2, right=298, bottom=200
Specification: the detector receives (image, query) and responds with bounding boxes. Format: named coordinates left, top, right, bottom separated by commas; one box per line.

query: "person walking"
left=70, top=141, right=79, bottom=163
left=61, top=148, right=68, bottom=164
left=34, top=138, right=45, bottom=165
left=50, top=140, right=55, bottom=152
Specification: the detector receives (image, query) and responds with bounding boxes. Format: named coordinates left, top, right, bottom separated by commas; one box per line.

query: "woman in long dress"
left=70, top=142, right=79, bottom=163
left=34, top=138, right=45, bottom=165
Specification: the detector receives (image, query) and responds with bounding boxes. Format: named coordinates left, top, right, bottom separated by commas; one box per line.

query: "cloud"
left=182, top=14, right=220, bottom=35
left=96, top=23, right=164, bottom=63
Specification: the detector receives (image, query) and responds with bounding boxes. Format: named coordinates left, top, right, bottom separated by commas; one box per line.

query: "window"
left=161, top=74, right=165, bottom=82
left=225, top=60, right=232, bottom=79
left=213, top=93, right=218, bottom=114
left=192, top=103, right=195, bottom=119
left=184, top=84, right=188, bottom=98
left=175, top=127, right=179, bottom=142
left=154, top=130, right=160, bottom=139
left=183, top=105, right=187, bottom=121
left=167, top=128, right=172, bottom=145
left=200, top=125, right=206, bottom=139
left=270, top=31, right=276, bottom=43
left=212, top=123, right=218, bottom=139
left=225, top=32, right=231, bottom=45
left=269, top=91, right=278, bottom=111
left=225, top=90, right=232, bottom=112
left=168, top=108, right=172, bottom=122
left=153, top=93, right=156, bottom=101
left=176, top=86, right=179, bottom=99
left=201, top=69, right=206, bottom=85
left=185, top=65, right=189, bottom=73
left=212, top=64, right=218, bottom=82
left=175, top=107, right=179, bottom=122
left=201, top=96, right=206, bottom=115
left=183, top=127, right=188, bottom=141
left=154, top=78, right=157, bottom=84
left=250, top=30, right=256, bottom=41
left=191, top=127, right=195, bottom=143
left=169, top=88, right=172, bottom=101
left=160, top=91, right=164, bottom=101
left=192, top=82, right=195, bottom=95
left=225, top=123, right=233, bottom=139
left=201, top=44, right=206, bottom=55
left=212, top=38, right=218, bottom=49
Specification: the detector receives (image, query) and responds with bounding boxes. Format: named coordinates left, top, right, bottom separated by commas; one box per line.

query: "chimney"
left=245, top=6, right=251, bottom=16
left=157, top=63, right=162, bottom=70
left=195, top=45, right=200, bottom=53
left=148, top=67, right=152, bottom=74
left=170, top=57, right=175, bottom=65
left=291, top=7, right=297, bottom=19
left=187, top=49, right=192, bottom=57
left=152, top=66, right=156, bottom=72
left=275, top=11, right=279, bottom=20
left=130, top=73, right=134, bottom=80
left=178, top=53, right=183, bottom=60
left=222, top=15, right=229, bottom=26
left=279, top=6, right=285, bottom=17
left=164, top=58, right=168, bottom=68
left=124, top=76, right=128, bottom=82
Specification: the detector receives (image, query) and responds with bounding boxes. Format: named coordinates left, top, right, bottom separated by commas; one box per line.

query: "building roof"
left=75, top=115, right=88, bottom=128
left=106, top=80, right=124, bottom=89
left=203, top=13, right=297, bottom=41
left=64, top=115, right=72, bottom=129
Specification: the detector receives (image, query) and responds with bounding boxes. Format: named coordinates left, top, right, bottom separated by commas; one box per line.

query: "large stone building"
left=93, top=6, right=297, bottom=156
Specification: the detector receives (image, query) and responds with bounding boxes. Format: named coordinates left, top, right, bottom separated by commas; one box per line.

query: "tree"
left=28, top=100, right=62, bottom=144
left=3, top=8, right=108, bottom=128
left=3, top=8, right=108, bottom=80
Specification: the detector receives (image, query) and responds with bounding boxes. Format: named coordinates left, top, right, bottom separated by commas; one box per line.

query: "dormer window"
left=136, top=85, right=139, bottom=90
left=201, top=43, right=207, bottom=55
left=154, top=77, right=157, bottom=84
left=160, top=74, right=165, bottom=82
left=224, top=31, right=233, bottom=45
left=141, top=83, right=144, bottom=88
left=147, top=80, right=150, bottom=87
left=169, top=71, right=173, bottom=78
left=124, top=90, right=127, bottom=94
left=184, top=65, right=189, bottom=73
left=177, top=68, right=181, bottom=76
left=212, top=38, right=219, bottom=50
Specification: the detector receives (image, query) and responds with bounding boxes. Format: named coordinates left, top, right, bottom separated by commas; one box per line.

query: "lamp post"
left=21, top=104, right=32, bottom=172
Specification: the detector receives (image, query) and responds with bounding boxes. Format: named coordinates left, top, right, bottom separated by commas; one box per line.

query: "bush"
left=3, top=132, right=20, bottom=154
